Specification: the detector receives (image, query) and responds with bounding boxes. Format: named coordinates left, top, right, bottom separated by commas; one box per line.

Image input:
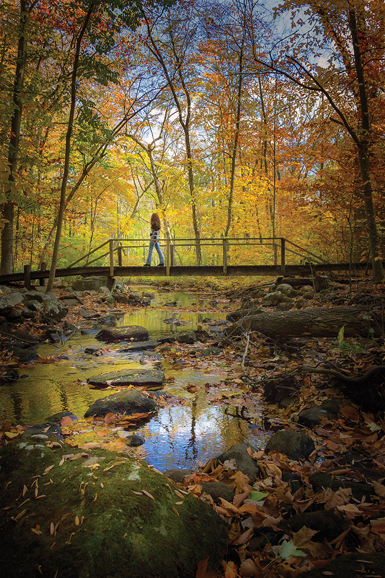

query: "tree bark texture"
left=225, top=307, right=381, bottom=339
left=1, top=0, right=28, bottom=275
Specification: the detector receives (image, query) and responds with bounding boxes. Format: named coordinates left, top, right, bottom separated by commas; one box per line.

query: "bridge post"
left=280, top=238, right=286, bottom=274
left=223, top=238, right=228, bottom=275
left=117, top=244, right=122, bottom=266
left=24, top=264, right=31, bottom=290
left=109, top=240, right=114, bottom=277
left=166, top=238, right=171, bottom=276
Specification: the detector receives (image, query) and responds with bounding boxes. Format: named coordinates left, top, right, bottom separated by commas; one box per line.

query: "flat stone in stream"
left=87, top=368, right=164, bottom=389
left=84, top=388, right=158, bottom=418
left=96, top=325, right=149, bottom=343
left=119, top=340, right=161, bottom=352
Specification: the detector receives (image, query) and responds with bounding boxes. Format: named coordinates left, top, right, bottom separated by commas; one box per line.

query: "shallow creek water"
left=1, top=290, right=265, bottom=471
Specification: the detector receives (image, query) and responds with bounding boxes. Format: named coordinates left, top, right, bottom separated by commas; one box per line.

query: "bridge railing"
left=67, top=237, right=327, bottom=276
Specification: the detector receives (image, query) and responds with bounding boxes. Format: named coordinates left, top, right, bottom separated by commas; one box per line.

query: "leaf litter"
left=1, top=277, right=385, bottom=576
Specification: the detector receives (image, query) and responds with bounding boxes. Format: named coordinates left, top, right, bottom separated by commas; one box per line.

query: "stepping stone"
left=96, top=326, right=149, bottom=343
left=84, top=388, right=158, bottom=418
left=119, top=340, right=160, bottom=352
left=88, top=368, right=165, bottom=389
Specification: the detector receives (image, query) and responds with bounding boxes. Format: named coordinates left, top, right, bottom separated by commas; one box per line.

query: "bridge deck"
left=0, top=262, right=369, bottom=287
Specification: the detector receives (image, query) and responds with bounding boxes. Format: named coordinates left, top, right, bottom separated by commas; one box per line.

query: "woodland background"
left=1, top=0, right=385, bottom=288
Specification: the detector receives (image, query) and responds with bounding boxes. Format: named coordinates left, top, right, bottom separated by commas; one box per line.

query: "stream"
left=0, top=290, right=266, bottom=471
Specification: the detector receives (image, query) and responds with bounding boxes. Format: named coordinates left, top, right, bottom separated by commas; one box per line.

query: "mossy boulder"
left=0, top=439, right=228, bottom=578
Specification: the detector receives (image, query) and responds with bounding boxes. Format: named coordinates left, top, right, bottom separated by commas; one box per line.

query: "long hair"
left=150, top=213, right=161, bottom=230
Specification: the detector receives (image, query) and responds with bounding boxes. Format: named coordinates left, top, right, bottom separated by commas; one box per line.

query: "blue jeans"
left=145, top=239, right=164, bottom=265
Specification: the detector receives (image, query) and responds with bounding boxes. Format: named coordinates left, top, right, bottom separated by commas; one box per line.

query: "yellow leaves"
left=59, top=452, right=89, bottom=466
left=4, top=431, right=19, bottom=439
left=103, top=461, right=125, bottom=472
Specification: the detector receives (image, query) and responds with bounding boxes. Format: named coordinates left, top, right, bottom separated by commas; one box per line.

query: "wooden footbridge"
left=0, top=237, right=369, bottom=288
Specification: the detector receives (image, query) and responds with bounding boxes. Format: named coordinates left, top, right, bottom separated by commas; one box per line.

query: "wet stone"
left=164, top=469, right=193, bottom=483
left=125, top=435, right=145, bottom=447
left=281, top=511, right=349, bottom=543
left=265, top=430, right=315, bottom=461
left=84, top=388, right=158, bottom=418
left=96, top=325, right=149, bottom=343
left=176, top=331, right=197, bottom=344
left=214, top=443, right=260, bottom=484
left=87, top=368, right=165, bottom=389
left=119, top=340, right=161, bottom=352
left=201, top=481, right=235, bottom=504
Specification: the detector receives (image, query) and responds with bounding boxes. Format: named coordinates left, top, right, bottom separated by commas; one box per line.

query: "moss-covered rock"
left=0, top=439, right=228, bottom=578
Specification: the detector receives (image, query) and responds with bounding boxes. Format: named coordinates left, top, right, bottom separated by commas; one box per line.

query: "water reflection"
left=0, top=290, right=266, bottom=470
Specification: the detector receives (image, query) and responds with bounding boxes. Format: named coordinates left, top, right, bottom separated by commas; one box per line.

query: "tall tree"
left=250, top=0, right=385, bottom=281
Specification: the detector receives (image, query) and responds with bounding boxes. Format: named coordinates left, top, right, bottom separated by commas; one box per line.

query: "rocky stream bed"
left=1, top=275, right=385, bottom=578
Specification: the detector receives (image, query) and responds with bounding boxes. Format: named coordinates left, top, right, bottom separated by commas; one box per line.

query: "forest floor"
left=1, top=274, right=385, bottom=578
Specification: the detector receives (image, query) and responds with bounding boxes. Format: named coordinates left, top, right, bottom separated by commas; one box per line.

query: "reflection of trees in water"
left=9, top=390, right=23, bottom=423
left=186, top=395, right=198, bottom=460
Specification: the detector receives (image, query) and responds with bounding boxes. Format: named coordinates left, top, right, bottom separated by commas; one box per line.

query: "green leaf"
left=280, top=540, right=306, bottom=560
left=249, top=490, right=268, bottom=502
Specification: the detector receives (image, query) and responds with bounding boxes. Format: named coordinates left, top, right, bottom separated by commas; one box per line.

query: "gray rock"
left=45, top=411, right=78, bottom=423
left=96, top=326, right=149, bottom=343
left=275, top=301, right=293, bottom=311
left=195, top=347, right=222, bottom=357
left=281, top=511, right=348, bottom=542
left=78, top=307, right=98, bottom=319
left=263, top=291, right=292, bottom=307
left=125, top=435, right=145, bottom=447
left=295, top=298, right=308, bottom=309
left=0, top=292, right=23, bottom=314
left=163, top=469, right=192, bottom=483
left=265, top=430, right=315, bottom=460
left=98, top=286, right=112, bottom=298
left=298, top=399, right=341, bottom=427
left=275, top=283, right=299, bottom=297
left=201, top=481, right=235, bottom=504
left=298, top=406, right=331, bottom=427
left=87, top=368, right=164, bottom=389
left=25, top=299, right=43, bottom=312
left=37, top=294, right=68, bottom=323
left=84, top=388, right=158, bottom=418
left=309, top=471, right=374, bottom=502
left=176, top=331, right=197, bottom=344
left=119, top=340, right=161, bottom=352
left=215, top=443, right=260, bottom=483
left=72, top=276, right=111, bottom=291
left=7, top=346, right=39, bottom=363
left=301, top=553, right=385, bottom=578
left=22, top=422, right=63, bottom=439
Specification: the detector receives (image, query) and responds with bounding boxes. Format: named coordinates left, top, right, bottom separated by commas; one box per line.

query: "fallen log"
left=224, top=307, right=381, bottom=339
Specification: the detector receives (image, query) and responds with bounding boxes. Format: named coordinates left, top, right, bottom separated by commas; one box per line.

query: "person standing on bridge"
left=144, top=212, right=165, bottom=267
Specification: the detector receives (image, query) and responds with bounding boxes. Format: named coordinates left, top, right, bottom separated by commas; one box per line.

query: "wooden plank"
left=0, top=261, right=376, bottom=287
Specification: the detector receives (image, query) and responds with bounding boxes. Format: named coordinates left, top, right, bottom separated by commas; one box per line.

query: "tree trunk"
left=46, top=4, right=94, bottom=292
left=1, top=0, right=28, bottom=275
left=225, top=307, right=380, bottom=339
